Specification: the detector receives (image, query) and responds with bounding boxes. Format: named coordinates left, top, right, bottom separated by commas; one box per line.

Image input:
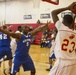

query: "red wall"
left=6, top=23, right=55, bottom=31
left=6, top=23, right=55, bottom=44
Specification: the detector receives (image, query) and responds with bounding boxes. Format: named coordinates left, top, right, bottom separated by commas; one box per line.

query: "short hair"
left=63, top=15, right=74, bottom=24
left=2, top=25, right=8, bottom=29
left=17, top=26, right=22, bottom=30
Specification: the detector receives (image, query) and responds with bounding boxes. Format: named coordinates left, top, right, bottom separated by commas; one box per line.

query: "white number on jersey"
left=0, top=34, right=7, bottom=40
left=26, top=42, right=29, bottom=46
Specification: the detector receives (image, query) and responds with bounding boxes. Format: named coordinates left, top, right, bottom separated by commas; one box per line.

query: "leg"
left=49, top=58, right=53, bottom=69
left=8, top=59, right=12, bottom=74
left=46, top=52, right=56, bottom=71
left=23, top=55, right=36, bottom=75
left=9, top=59, right=12, bottom=68
left=0, top=58, right=4, bottom=67
left=4, top=50, right=13, bottom=74
left=40, top=42, right=43, bottom=47
left=46, top=58, right=52, bottom=71
left=0, top=62, right=1, bottom=67
left=31, top=70, right=36, bottom=75
left=11, top=57, right=21, bottom=75
left=0, top=50, right=6, bottom=67
left=3, top=57, right=12, bottom=75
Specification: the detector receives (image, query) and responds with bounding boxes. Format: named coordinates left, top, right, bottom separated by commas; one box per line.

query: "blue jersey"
left=15, top=34, right=32, bottom=59
left=0, top=32, right=10, bottom=47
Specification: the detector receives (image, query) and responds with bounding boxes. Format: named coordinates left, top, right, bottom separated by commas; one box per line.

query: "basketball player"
left=15, top=26, right=22, bottom=34
left=46, top=28, right=57, bottom=71
left=0, top=22, right=50, bottom=75
left=0, top=26, right=12, bottom=74
left=10, top=30, right=17, bottom=55
left=49, top=2, right=76, bottom=75
left=11, top=26, right=22, bottom=55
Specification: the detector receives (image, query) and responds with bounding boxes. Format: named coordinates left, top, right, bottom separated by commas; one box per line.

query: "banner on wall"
left=61, top=12, right=73, bottom=18
left=40, top=13, right=51, bottom=19
left=24, top=15, right=32, bottom=19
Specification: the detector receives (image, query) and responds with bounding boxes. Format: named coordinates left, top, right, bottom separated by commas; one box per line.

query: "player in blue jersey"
left=0, top=22, right=50, bottom=75
left=46, top=28, right=57, bottom=71
left=0, top=25, right=12, bottom=74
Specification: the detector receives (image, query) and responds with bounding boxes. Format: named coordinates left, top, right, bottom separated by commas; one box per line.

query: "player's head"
left=2, top=25, right=8, bottom=30
left=62, top=15, right=74, bottom=28
left=17, top=26, right=22, bottom=32
left=22, top=25, right=30, bottom=35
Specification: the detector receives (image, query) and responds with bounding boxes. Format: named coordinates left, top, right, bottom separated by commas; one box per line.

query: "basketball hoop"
left=32, top=0, right=41, bottom=8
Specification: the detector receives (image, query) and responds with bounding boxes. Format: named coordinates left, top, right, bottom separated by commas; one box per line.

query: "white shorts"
left=49, top=58, right=76, bottom=75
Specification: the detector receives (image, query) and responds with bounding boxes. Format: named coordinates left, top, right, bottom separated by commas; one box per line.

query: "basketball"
left=72, top=4, right=76, bottom=14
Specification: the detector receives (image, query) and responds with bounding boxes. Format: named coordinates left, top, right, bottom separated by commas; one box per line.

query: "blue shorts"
left=11, top=55, right=35, bottom=74
left=49, top=52, right=56, bottom=59
left=0, top=47, right=12, bottom=60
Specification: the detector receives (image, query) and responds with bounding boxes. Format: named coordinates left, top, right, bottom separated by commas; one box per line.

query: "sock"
left=50, top=65, right=52, bottom=69
left=0, top=58, right=4, bottom=62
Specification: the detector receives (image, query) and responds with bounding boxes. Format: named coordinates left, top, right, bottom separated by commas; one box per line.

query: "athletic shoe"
left=46, top=68, right=50, bottom=71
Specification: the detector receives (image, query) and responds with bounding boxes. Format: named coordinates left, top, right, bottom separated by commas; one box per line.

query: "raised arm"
left=30, top=21, right=50, bottom=36
left=74, top=14, right=76, bottom=22
left=51, top=2, right=76, bottom=24
left=0, top=28, right=21, bottom=40
left=74, top=14, right=76, bottom=29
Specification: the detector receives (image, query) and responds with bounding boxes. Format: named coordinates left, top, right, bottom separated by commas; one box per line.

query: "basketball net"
left=32, top=0, right=41, bottom=8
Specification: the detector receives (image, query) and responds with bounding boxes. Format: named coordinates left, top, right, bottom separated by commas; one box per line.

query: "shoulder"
left=55, top=20, right=66, bottom=30
left=15, top=31, right=21, bottom=33
left=55, top=20, right=62, bottom=29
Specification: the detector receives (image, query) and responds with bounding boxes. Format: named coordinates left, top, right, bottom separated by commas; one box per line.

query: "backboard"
left=32, top=0, right=59, bottom=8
left=42, top=0, right=59, bottom=5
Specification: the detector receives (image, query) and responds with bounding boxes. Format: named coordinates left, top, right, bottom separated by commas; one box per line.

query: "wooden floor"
left=0, top=44, right=50, bottom=75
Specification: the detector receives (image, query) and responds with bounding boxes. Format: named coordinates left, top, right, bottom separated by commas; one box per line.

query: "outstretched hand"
left=46, top=21, right=51, bottom=28
left=68, top=2, right=76, bottom=13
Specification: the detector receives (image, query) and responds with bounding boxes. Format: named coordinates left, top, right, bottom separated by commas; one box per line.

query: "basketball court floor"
left=0, top=44, right=50, bottom=75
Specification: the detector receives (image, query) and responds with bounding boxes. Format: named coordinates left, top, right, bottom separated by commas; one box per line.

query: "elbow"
left=51, top=10, right=54, bottom=15
left=51, top=10, right=57, bottom=17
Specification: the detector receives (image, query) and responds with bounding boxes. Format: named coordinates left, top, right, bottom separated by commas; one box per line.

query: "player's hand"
left=46, top=21, right=51, bottom=28
left=67, top=2, right=76, bottom=11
